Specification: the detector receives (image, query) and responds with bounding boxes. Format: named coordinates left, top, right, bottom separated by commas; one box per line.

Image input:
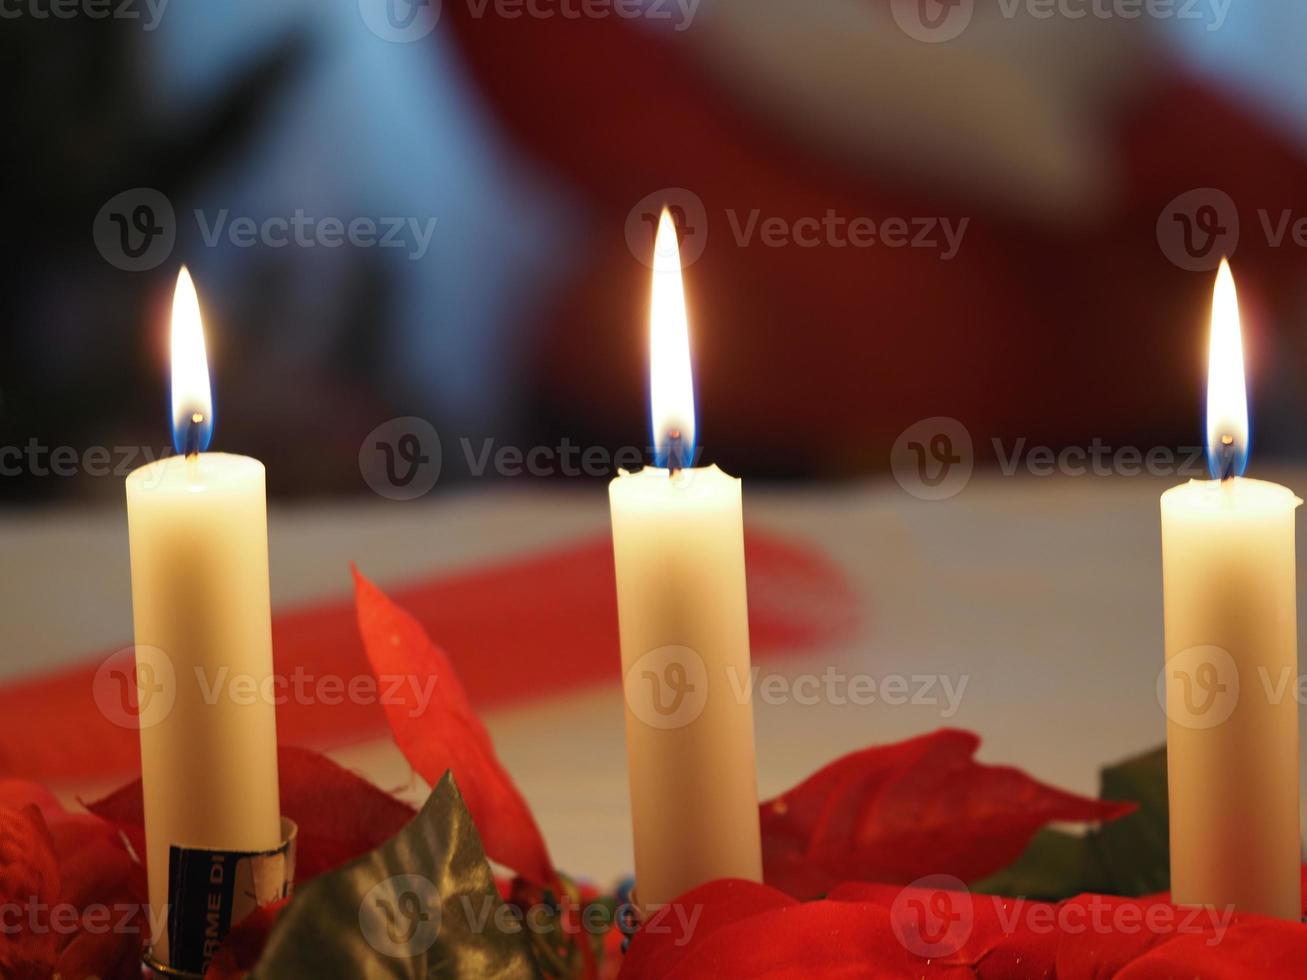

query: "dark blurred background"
left=6, top=0, right=1307, bottom=501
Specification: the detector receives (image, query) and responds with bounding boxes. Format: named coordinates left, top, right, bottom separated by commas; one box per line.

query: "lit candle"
left=1160, top=258, right=1301, bottom=920
left=608, top=209, right=763, bottom=910
left=126, top=268, right=283, bottom=971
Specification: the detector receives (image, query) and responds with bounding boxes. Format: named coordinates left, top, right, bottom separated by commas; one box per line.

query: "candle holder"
left=140, top=818, right=298, bottom=979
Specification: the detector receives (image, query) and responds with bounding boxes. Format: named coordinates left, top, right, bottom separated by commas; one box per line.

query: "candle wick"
left=183, top=412, right=205, bottom=459
left=667, top=430, right=684, bottom=476
left=1217, top=434, right=1236, bottom=482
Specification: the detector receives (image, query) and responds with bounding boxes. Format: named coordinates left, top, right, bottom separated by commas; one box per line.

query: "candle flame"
left=1205, top=257, right=1248, bottom=480
left=650, top=208, right=696, bottom=470
left=170, top=266, right=214, bottom=456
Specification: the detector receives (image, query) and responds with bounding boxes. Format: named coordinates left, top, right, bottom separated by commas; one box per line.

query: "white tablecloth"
left=6, top=469, right=1305, bottom=883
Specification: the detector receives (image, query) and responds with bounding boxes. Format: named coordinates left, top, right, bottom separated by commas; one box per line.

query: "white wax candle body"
left=126, top=452, right=282, bottom=962
left=609, top=464, right=763, bottom=909
left=1160, top=476, right=1301, bottom=920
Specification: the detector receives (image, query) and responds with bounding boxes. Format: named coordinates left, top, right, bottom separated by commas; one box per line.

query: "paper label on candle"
left=160, top=819, right=297, bottom=977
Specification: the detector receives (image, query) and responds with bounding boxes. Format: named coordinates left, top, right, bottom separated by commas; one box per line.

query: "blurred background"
left=11, top=0, right=1307, bottom=885
left=5, top=0, right=1307, bottom=501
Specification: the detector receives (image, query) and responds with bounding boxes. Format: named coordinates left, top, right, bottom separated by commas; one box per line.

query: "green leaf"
left=1093, top=745, right=1169, bottom=897
left=250, top=771, right=543, bottom=980
left=972, top=744, right=1170, bottom=901
left=972, top=828, right=1096, bottom=900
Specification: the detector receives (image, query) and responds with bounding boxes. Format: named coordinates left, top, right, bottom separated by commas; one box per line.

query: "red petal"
left=352, top=566, right=555, bottom=887
left=621, top=879, right=796, bottom=979
left=203, top=896, right=290, bottom=980
left=1113, top=917, right=1307, bottom=980
left=0, top=804, right=60, bottom=980
left=621, top=879, right=934, bottom=980
left=761, top=729, right=1133, bottom=898
left=86, top=746, right=416, bottom=885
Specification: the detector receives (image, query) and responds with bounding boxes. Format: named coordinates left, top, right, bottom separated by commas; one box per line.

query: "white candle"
left=1160, top=259, right=1301, bottom=920
left=609, top=210, right=763, bottom=910
left=126, top=269, right=282, bottom=967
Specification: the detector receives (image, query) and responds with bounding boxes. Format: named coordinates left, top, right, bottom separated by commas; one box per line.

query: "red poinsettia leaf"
left=620, top=879, right=796, bottom=979
left=761, top=729, right=1134, bottom=898
left=1, top=780, right=149, bottom=980
left=622, top=878, right=938, bottom=980
left=273, top=746, right=417, bottom=881
left=825, top=879, right=1060, bottom=977
left=1047, top=893, right=1189, bottom=979
left=86, top=746, right=416, bottom=886
left=203, top=896, right=291, bottom=980
left=56, top=927, right=145, bottom=980
left=0, top=804, right=60, bottom=980
left=1113, top=917, right=1307, bottom=980
left=0, top=779, right=62, bottom=812
left=352, top=566, right=555, bottom=888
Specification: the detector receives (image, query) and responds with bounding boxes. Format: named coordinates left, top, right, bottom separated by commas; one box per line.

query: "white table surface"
left=5, top=469, right=1305, bottom=885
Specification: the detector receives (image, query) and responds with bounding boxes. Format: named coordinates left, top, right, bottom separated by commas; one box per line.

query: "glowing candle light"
left=126, top=268, right=284, bottom=973
left=1160, top=258, right=1301, bottom=920
left=608, top=210, right=764, bottom=911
